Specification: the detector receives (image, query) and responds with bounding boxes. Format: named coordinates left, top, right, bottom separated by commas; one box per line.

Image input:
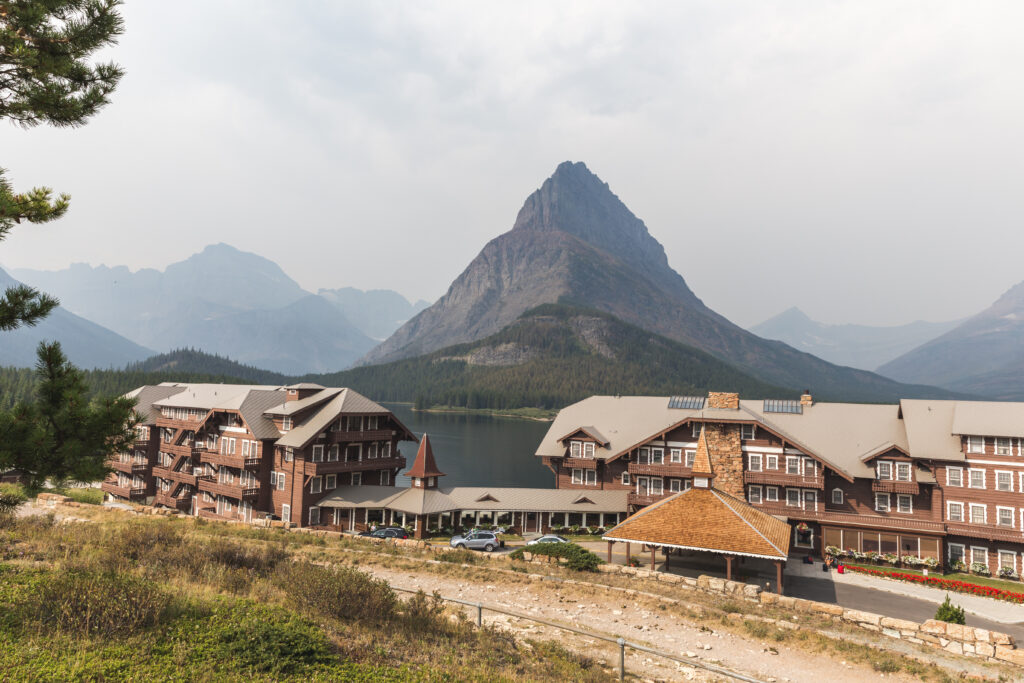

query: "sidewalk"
left=786, top=560, right=1024, bottom=624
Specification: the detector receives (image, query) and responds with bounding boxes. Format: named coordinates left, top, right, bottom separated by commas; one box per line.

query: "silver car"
left=527, top=534, right=569, bottom=546
left=450, top=530, right=499, bottom=552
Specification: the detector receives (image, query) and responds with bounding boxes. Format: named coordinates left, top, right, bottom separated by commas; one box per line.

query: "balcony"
left=195, top=448, right=260, bottom=470
left=197, top=475, right=259, bottom=501
left=311, top=455, right=406, bottom=475
left=946, top=522, right=1024, bottom=543
left=154, top=491, right=192, bottom=512
left=563, top=457, right=599, bottom=470
left=152, top=465, right=197, bottom=487
left=101, top=481, right=148, bottom=501
left=325, top=428, right=396, bottom=443
left=627, top=462, right=692, bottom=477
left=756, top=502, right=946, bottom=534
left=743, top=470, right=824, bottom=489
left=872, top=479, right=920, bottom=495
left=110, top=460, right=149, bottom=475
left=628, top=492, right=671, bottom=507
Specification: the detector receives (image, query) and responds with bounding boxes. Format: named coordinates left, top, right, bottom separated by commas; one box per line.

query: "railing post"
left=617, top=637, right=625, bottom=681
left=476, top=602, right=483, bottom=627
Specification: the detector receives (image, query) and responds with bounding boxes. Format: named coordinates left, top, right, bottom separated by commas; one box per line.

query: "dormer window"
left=895, top=462, right=911, bottom=482
left=583, top=442, right=595, bottom=458
left=740, top=424, right=756, bottom=440
left=967, top=436, right=985, bottom=454
left=282, top=416, right=292, bottom=432
left=570, top=441, right=582, bottom=458
left=691, top=423, right=702, bottom=438
left=876, top=461, right=892, bottom=480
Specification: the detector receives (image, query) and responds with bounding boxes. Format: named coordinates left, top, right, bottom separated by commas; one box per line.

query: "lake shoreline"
left=386, top=402, right=556, bottom=422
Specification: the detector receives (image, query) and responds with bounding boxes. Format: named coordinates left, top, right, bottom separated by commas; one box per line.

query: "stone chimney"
left=707, top=392, right=740, bottom=410
left=800, top=390, right=813, bottom=407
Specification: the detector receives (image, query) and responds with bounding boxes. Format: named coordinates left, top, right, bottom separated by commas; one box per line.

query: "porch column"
left=665, top=549, right=670, bottom=570
left=775, top=561, right=784, bottom=595
left=414, top=515, right=424, bottom=540
left=625, top=542, right=631, bottom=564
left=650, top=545, right=656, bottom=571
left=725, top=555, right=733, bottom=581
left=607, top=540, right=613, bottom=563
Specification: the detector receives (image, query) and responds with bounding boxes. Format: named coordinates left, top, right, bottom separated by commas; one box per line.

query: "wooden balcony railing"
left=325, top=428, right=396, bottom=443
left=628, top=492, right=670, bottom=507
left=627, top=462, right=692, bottom=477
left=743, top=471, right=824, bottom=489
left=871, top=480, right=920, bottom=495
left=310, top=455, right=406, bottom=475
left=101, top=481, right=148, bottom=501
left=945, top=522, right=1024, bottom=543
left=154, top=491, right=192, bottom=512
left=109, top=460, right=148, bottom=474
left=195, top=448, right=260, bottom=470
left=562, top=457, right=599, bottom=470
left=197, top=476, right=259, bottom=500
left=756, top=503, right=946, bottom=533
left=152, top=465, right=198, bottom=487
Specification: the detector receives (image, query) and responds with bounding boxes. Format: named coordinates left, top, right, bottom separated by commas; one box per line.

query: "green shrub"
left=60, top=487, right=104, bottom=505
left=21, top=569, right=169, bottom=636
left=0, top=483, right=27, bottom=515
left=934, top=594, right=966, bottom=625
left=509, top=542, right=602, bottom=572
left=401, top=589, right=447, bottom=631
left=275, top=562, right=398, bottom=623
left=438, top=549, right=479, bottom=564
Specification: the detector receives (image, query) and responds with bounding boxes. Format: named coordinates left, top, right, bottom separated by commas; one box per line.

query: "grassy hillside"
left=306, top=304, right=795, bottom=410
left=0, top=510, right=608, bottom=681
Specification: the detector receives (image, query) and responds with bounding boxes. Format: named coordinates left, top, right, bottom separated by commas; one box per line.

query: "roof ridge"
left=710, top=489, right=787, bottom=557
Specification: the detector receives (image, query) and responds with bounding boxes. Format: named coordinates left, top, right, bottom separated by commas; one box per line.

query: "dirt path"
left=357, top=562, right=927, bottom=683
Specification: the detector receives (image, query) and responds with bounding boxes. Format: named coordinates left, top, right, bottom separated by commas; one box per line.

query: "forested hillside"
left=308, top=304, right=794, bottom=409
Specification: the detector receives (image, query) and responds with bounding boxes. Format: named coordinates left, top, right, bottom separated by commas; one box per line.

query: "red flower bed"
left=844, top=565, right=1024, bottom=603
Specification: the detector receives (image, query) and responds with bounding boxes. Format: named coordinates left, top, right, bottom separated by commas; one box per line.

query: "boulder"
left=842, top=609, right=881, bottom=626
left=880, top=617, right=920, bottom=631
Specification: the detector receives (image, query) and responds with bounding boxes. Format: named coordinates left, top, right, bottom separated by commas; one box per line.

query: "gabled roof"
left=237, top=390, right=288, bottom=440
left=950, top=400, right=1024, bottom=439
left=285, top=382, right=326, bottom=390
left=275, top=388, right=413, bottom=449
left=603, top=487, right=790, bottom=561
left=317, top=485, right=628, bottom=515
left=405, top=434, right=445, bottom=479
left=558, top=426, right=609, bottom=445
left=263, top=388, right=343, bottom=416
left=128, top=385, right=190, bottom=423
left=151, top=383, right=284, bottom=410
left=899, top=400, right=964, bottom=462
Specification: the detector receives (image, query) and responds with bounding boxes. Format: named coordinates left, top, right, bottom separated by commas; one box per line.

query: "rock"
left=880, top=617, right=919, bottom=631
left=842, top=609, right=881, bottom=626
left=943, top=641, right=964, bottom=655
left=920, top=619, right=947, bottom=635
left=882, top=628, right=901, bottom=639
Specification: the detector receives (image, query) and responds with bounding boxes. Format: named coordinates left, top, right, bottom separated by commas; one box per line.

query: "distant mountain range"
left=879, top=281, right=1024, bottom=399
left=750, top=307, right=960, bottom=372
left=360, top=161, right=955, bottom=402
left=0, top=267, right=154, bottom=369
left=10, top=244, right=427, bottom=374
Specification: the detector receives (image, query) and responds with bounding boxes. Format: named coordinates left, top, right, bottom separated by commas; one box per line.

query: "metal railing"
left=390, top=586, right=767, bottom=682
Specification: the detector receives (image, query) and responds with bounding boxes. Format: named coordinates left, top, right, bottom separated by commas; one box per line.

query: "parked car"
left=359, top=527, right=409, bottom=539
left=450, top=530, right=500, bottom=552
left=527, top=534, right=569, bottom=546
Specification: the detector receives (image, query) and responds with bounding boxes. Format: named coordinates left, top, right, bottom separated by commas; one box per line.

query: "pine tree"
left=0, top=0, right=124, bottom=330
left=0, top=342, right=137, bottom=489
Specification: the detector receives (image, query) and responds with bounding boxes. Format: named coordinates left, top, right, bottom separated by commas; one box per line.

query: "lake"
left=387, top=404, right=555, bottom=489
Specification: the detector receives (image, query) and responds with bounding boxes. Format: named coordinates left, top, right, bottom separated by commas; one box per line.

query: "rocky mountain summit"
left=361, top=161, right=952, bottom=401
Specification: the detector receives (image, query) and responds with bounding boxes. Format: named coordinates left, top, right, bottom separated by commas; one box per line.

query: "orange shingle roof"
left=603, top=487, right=790, bottom=560
left=404, top=434, right=445, bottom=479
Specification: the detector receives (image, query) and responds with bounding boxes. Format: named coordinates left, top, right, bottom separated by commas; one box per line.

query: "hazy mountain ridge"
left=751, top=307, right=960, bottom=371
left=361, top=161, right=956, bottom=402
left=879, top=281, right=1024, bottom=399
left=0, top=267, right=155, bottom=369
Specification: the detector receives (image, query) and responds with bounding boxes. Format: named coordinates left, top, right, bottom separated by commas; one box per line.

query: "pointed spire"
left=404, top=434, right=445, bottom=483
left=691, top=425, right=714, bottom=477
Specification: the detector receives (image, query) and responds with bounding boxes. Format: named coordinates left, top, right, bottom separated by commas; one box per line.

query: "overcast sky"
left=2, top=1, right=1022, bottom=327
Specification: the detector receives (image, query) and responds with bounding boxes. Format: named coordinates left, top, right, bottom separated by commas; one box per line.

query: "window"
left=572, top=469, right=583, bottom=484
left=874, top=493, right=890, bottom=512
left=895, top=463, right=911, bottom=482
left=669, top=448, right=682, bottom=463
left=971, top=546, right=988, bottom=567
left=968, top=469, right=985, bottom=489
left=326, top=474, right=336, bottom=490
left=691, top=423, right=702, bottom=438
left=946, top=467, right=962, bottom=487
left=281, top=504, right=291, bottom=523
left=748, top=485, right=762, bottom=504
left=786, top=457, right=801, bottom=475
left=250, top=442, right=258, bottom=458
left=638, top=447, right=650, bottom=464
left=896, top=495, right=912, bottom=513
left=948, top=543, right=965, bottom=565
left=748, top=454, right=763, bottom=472
left=740, top=424, right=756, bottom=440
left=351, top=472, right=361, bottom=486
left=669, top=479, right=681, bottom=493
left=648, top=477, right=663, bottom=494
left=997, top=506, right=1014, bottom=527
left=947, top=501, right=964, bottom=522
left=309, top=507, right=320, bottom=526
left=831, top=488, right=843, bottom=505
left=786, top=489, right=800, bottom=507
left=585, top=469, right=597, bottom=486
left=876, top=461, right=892, bottom=480
left=241, top=440, right=249, bottom=457
left=967, top=436, right=984, bottom=453
left=804, top=458, right=816, bottom=477
left=328, top=444, right=339, bottom=461
left=367, top=443, right=378, bottom=459
left=766, top=486, right=778, bottom=502
left=969, top=504, right=986, bottom=524
left=312, top=444, right=324, bottom=462
left=310, top=476, right=322, bottom=494
left=621, top=472, right=631, bottom=485
left=380, top=471, right=390, bottom=486
left=998, top=550, right=1016, bottom=574
left=270, top=471, right=277, bottom=487
left=650, top=448, right=664, bottom=465
left=570, top=441, right=582, bottom=458
left=381, top=442, right=391, bottom=458
left=282, top=416, right=292, bottom=431
left=284, top=447, right=294, bottom=463
left=997, top=437, right=1011, bottom=455
left=766, top=454, right=778, bottom=470
left=684, top=450, right=695, bottom=467
left=583, top=442, right=595, bottom=458
left=277, top=472, right=286, bottom=491
left=683, top=479, right=693, bottom=491
left=996, top=471, right=1013, bottom=492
